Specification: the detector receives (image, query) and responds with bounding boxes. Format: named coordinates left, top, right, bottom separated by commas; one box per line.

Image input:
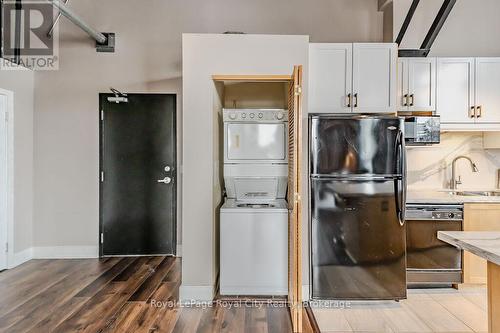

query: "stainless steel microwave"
left=404, top=116, right=440, bottom=145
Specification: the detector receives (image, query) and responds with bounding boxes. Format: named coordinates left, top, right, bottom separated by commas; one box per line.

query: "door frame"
left=98, top=93, right=178, bottom=257
left=212, top=71, right=304, bottom=331
left=0, top=88, right=14, bottom=270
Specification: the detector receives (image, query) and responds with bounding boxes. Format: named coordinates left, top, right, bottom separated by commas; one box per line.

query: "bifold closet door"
left=288, top=65, right=303, bottom=332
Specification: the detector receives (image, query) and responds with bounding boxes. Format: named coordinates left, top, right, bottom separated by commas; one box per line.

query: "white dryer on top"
left=223, top=108, right=288, bottom=164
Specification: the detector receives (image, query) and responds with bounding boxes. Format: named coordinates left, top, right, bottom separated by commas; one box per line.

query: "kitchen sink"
left=450, top=191, right=500, bottom=197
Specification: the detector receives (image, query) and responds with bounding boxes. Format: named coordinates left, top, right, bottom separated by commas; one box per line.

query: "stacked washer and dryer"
left=220, top=108, right=289, bottom=296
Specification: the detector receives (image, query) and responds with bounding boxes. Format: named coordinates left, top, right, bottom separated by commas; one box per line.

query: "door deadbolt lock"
left=157, top=177, right=172, bottom=184
left=164, top=166, right=171, bottom=172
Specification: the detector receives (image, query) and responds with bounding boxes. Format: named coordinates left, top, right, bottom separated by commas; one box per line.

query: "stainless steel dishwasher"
left=405, top=204, right=463, bottom=285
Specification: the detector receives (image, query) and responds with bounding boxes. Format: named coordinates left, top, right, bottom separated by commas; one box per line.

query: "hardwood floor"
left=0, top=257, right=316, bottom=333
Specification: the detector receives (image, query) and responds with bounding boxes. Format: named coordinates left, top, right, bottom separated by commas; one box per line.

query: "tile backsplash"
left=407, top=132, right=500, bottom=190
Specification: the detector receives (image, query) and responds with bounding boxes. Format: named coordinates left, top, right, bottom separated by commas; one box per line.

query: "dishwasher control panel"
left=405, top=204, right=463, bottom=221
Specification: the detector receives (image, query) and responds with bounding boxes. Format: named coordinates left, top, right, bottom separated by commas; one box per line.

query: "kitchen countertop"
left=438, top=231, right=500, bottom=266
left=407, top=189, right=500, bottom=204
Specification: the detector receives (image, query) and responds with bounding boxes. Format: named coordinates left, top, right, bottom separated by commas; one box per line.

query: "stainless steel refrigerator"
left=309, top=115, right=407, bottom=300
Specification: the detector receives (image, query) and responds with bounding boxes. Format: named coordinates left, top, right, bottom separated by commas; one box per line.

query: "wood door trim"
left=288, top=65, right=304, bottom=332
left=212, top=74, right=293, bottom=82
left=304, top=306, right=321, bottom=333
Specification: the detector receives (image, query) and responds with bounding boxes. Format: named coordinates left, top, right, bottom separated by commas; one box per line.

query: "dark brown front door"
left=99, top=93, right=176, bottom=256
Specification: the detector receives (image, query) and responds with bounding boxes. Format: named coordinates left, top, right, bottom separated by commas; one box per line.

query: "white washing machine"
left=220, top=198, right=288, bottom=296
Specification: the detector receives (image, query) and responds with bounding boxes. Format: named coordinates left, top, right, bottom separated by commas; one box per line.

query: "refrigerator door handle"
left=402, top=130, right=407, bottom=225
left=395, top=130, right=407, bottom=226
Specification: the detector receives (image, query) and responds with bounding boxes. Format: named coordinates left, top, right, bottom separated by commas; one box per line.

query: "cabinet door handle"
left=403, top=94, right=408, bottom=107
left=354, top=93, right=358, bottom=108
left=409, top=94, right=414, bottom=106
left=346, top=94, right=351, bottom=108
left=477, top=105, right=482, bottom=118
left=469, top=106, right=476, bottom=118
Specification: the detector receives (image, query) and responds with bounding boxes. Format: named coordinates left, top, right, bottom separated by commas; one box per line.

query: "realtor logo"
left=1, top=1, right=59, bottom=70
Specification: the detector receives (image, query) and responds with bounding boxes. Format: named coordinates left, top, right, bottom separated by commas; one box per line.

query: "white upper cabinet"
left=309, top=43, right=397, bottom=114
left=437, top=58, right=475, bottom=124
left=309, top=44, right=352, bottom=113
left=352, top=43, right=397, bottom=113
left=438, top=57, right=500, bottom=130
left=475, top=58, right=500, bottom=123
left=398, top=58, right=436, bottom=112
left=397, top=59, right=408, bottom=111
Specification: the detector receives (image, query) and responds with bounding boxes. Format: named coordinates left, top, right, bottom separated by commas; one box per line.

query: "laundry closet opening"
left=211, top=70, right=303, bottom=327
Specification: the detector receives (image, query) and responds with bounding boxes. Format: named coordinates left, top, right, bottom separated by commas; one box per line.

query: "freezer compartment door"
left=310, top=178, right=407, bottom=300
left=310, top=116, right=404, bottom=176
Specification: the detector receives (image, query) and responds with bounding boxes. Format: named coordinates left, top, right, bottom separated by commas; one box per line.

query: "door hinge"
left=5, top=242, right=8, bottom=253
left=100, top=233, right=104, bottom=244
left=100, top=110, right=104, bottom=121
left=4, top=112, right=8, bottom=122
left=100, top=171, right=104, bottom=182
left=294, top=85, right=302, bottom=96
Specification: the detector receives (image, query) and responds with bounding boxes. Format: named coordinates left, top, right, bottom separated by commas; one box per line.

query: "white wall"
left=408, top=132, right=500, bottom=190
left=32, top=0, right=383, bottom=255
left=394, top=0, right=500, bottom=56
left=182, top=34, right=309, bottom=301
left=0, top=65, right=34, bottom=260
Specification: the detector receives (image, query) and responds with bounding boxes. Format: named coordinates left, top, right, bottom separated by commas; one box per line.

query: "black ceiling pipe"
left=14, top=0, right=22, bottom=64
left=395, top=0, right=420, bottom=46
left=420, top=0, right=457, bottom=50
left=397, top=0, right=456, bottom=57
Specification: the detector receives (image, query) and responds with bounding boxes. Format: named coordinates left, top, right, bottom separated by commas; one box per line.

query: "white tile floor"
left=311, top=285, right=488, bottom=333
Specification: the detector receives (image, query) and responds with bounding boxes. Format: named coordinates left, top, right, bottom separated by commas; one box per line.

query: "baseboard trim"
left=33, top=246, right=99, bottom=259
left=220, top=286, right=287, bottom=296
left=8, top=247, right=33, bottom=269
left=179, top=285, right=214, bottom=303
left=302, top=284, right=310, bottom=301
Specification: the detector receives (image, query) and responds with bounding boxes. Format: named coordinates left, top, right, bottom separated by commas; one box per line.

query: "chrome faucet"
left=451, top=156, right=479, bottom=189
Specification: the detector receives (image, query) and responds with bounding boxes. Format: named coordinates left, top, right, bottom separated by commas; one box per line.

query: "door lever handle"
left=157, top=177, right=172, bottom=184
